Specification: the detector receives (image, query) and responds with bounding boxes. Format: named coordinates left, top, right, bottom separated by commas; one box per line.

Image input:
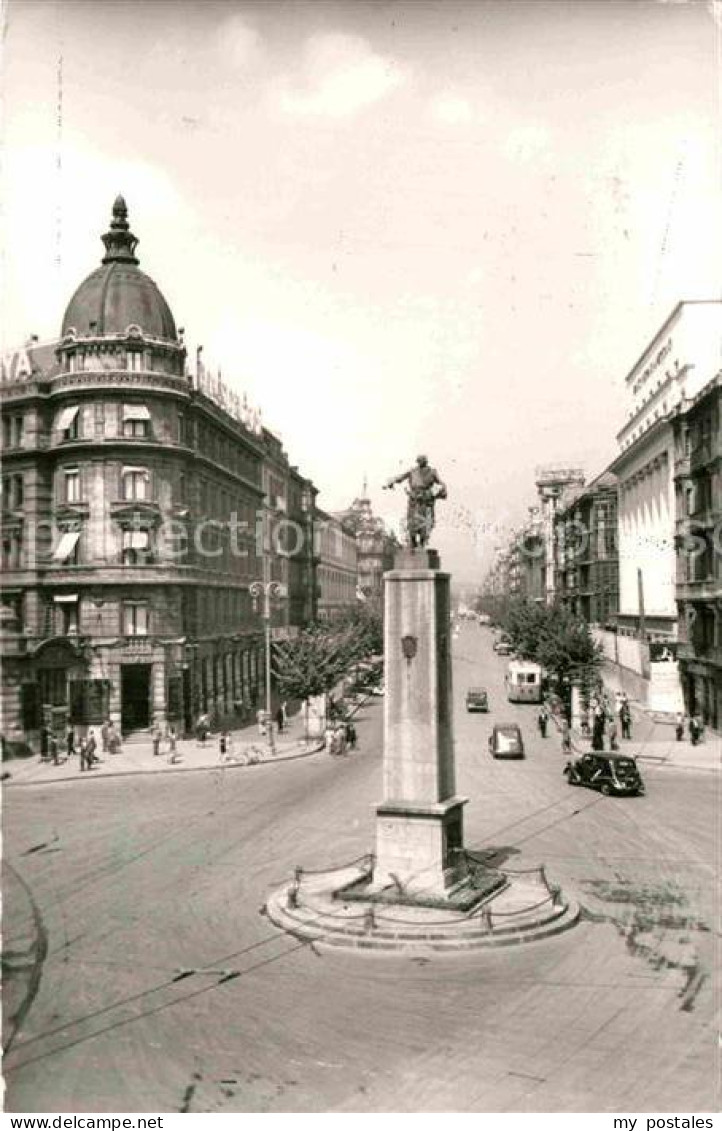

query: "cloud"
left=503, top=124, right=550, bottom=164
left=278, top=33, right=405, bottom=118
left=431, top=94, right=473, bottom=126
left=219, top=15, right=262, bottom=67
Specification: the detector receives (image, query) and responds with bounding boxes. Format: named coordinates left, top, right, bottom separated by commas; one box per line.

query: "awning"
left=123, top=531, right=149, bottom=549
left=53, top=593, right=78, bottom=604
left=121, top=466, right=149, bottom=476
left=123, top=404, right=151, bottom=421
left=56, top=406, right=79, bottom=431
left=51, top=531, right=80, bottom=562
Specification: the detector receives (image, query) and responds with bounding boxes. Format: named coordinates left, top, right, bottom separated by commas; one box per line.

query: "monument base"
left=372, top=796, right=468, bottom=897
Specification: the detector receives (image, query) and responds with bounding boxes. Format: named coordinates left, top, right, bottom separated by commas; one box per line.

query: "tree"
left=502, top=599, right=601, bottom=691
left=271, top=620, right=372, bottom=704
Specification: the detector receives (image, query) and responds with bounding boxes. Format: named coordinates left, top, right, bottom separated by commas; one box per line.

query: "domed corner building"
left=0, top=196, right=314, bottom=746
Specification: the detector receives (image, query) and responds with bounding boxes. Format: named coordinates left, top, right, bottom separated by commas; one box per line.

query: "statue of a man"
left=384, top=455, right=447, bottom=548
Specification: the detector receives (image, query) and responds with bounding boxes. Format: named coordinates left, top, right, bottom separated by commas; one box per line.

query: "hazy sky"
left=3, top=0, right=721, bottom=581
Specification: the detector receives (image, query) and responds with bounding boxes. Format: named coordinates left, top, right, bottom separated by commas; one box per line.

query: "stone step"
left=265, top=880, right=580, bottom=954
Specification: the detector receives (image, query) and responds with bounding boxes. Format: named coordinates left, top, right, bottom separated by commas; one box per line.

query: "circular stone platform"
left=265, top=861, right=580, bottom=954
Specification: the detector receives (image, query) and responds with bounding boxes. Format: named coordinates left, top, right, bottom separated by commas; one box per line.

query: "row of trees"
left=271, top=606, right=383, bottom=703
left=501, top=599, right=602, bottom=694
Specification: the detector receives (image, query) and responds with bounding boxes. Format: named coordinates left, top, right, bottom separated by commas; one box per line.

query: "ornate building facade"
left=333, top=490, right=397, bottom=605
left=554, top=471, right=619, bottom=627
left=1, top=197, right=316, bottom=743
left=674, top=373, right=721, bottom=729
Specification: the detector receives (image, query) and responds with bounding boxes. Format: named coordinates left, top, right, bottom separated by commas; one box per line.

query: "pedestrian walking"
left=675, top=712, right=685, bottom=742
left=167, top=726, right=180, bottom=764
left=66, top=726, right=75, bottom=759
left=689, top=714, right=703, bottom=746
left=608, top=718, right=619, bottom=751
left=592, top=706, right=605, bottom=751
left=101, top=719, right=110, bottom=754
left=151, top=723, right=162, bottom=756
left=281, top=701, right=288, bottom=730
left=79, top=737, right=89, bottom=771
left=345, top=720, right=357, bottom=750
left=40, top=725, right=50, bottom=761
left=275, top=705, right=284, bottom=733
left=257, top=709, right=267, bottom=738
left=197, top=712, right=210, bottom=744
left=86, top=729, right=98, bottom=766
left=219, top=730, right=228, bottom=757
left=49, top=733, right=60, bottom=766
left=620, top=704, right=632, bottom=740
left=335, top=724, right=347, bottom=755
left=108, top=724, right=121, bottom=755
left=537, top=705, right=549, bottom=738
left=325, top=725, right=337, bottom=755
left=561, top=718, right=572, bottom=754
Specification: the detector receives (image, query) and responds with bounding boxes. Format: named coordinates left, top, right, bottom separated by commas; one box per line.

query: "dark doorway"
left=121, top=665, right=151, bottom=732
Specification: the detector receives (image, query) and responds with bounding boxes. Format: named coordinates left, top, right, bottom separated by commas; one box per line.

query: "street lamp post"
left=249, top=579, right=285, bottom=751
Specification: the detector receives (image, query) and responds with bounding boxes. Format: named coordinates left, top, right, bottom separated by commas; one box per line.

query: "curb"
left=3, top=693, right=376, bottom=789
left=3, top=739, right=326, bottom=788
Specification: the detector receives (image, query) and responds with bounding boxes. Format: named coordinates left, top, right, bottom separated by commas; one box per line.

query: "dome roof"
left=61, top=196, right=178, bottom=342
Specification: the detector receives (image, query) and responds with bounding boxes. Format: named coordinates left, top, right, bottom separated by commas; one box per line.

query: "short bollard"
left=363, top=906, right=376, bottom=933
left=294, top=865, right=304, bottom=885
left=480, top=907, right=493, bottom=932
left=287, top=882, right=299, bottom=909
left=550, top=884, right=562, bottom=907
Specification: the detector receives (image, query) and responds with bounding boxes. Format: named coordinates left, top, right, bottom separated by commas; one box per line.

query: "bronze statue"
left=384, top=455, right=447, bottom=548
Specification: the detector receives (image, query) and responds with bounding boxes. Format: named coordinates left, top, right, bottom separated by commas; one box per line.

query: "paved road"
left=4, top=624, right=719, bottom=1113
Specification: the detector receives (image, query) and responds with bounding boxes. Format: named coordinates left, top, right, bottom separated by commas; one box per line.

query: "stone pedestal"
left=373, top=548, right=467, bottom=896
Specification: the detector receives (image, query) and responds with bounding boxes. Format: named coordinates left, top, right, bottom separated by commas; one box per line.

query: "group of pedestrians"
left=675, top=711, right=704, bottom=745
left=41, top=725, right=101, bottom=770
left=325, top=719, right=357, bottom=756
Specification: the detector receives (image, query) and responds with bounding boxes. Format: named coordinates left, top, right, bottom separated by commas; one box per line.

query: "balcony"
left=676, top=579, right=720, bottom=602
left=674, top=454, right=691, bottom=479
left=690, top=439, right=715, bottom=473
left=677, top=641, right=722, bottom=668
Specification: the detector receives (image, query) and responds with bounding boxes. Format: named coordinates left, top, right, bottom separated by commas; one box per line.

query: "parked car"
left=563, top=752, right=645, bottom=796
left=488, top=723, right=525, bottom=759
left=369, top=683, right=385, bottom=696
left=466, top=687, right=489, bottom=713
left=493, top=640, right=512, bottom=655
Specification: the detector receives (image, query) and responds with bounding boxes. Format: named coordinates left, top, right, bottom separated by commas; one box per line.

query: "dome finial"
left=101, top=195, right=139, bottom=265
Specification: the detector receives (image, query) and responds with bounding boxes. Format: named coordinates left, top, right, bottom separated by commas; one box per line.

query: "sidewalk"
left=559, top=698, right=720, bottom=774
left=2, top=705, right=348, bottom=788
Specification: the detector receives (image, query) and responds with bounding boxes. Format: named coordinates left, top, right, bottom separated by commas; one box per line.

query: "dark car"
left=489, top=723, right=524, bottom=759
left=493, top=639, right=512, bottom=655
left=563, top=752, right=645, bottom=796
left=466, top=687, right=489, bottom=713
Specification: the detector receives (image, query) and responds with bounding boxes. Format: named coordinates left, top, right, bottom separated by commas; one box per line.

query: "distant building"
left=534, top=466, right=586, bottom=604
left=333, top=490, right=397, bottom=604
left=555, top=470, right=619, bottom=626
left=314, top=509, right=358, bottom=620
left=673, top=372, right=721, bottom=729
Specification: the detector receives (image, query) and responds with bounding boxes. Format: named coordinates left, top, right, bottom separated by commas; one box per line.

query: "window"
left=13, top=416, right=23, bottom=446
left=127, top=351, right=143, bottom=372
left=2, top=418, right=11, bottom=448
left=64, top=469, right=80, bottom=503
left=123, top=600, right=149, bottom=636
left=57, top=405, right=80, bottom=439
left=55, top=595, right=79, bottom=635
left=13, top=474, right=24, bottom=508
left=52, top=530, right=81, bottom=564
left=121, top=529, right=151, bottom=565
left=122, top=467, right=149, bottom=501
left=122, top=404, right=151, bottom=438
left=2, top=534, right=20, bottom=569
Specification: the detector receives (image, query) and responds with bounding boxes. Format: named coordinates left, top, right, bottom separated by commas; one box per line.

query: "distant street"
left=4, top=622, right=719, bottom=1113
